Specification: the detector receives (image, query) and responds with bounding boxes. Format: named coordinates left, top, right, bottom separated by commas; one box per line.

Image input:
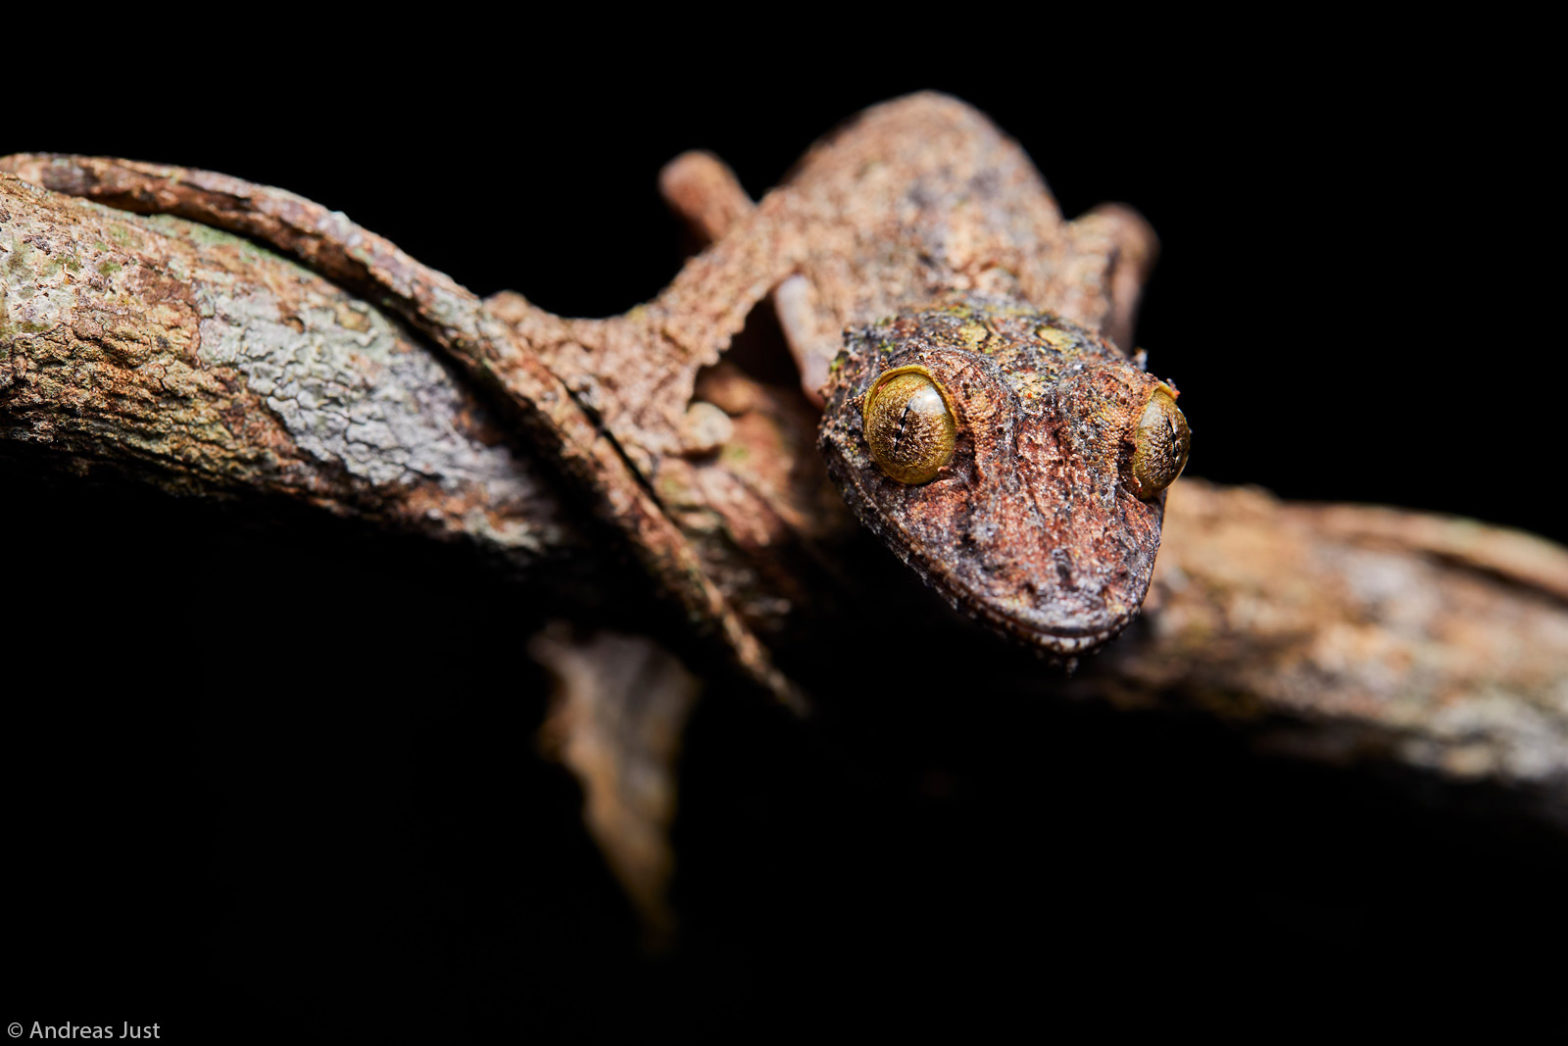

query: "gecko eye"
left=862, top=367, right=958, bottom=484
left=1125, top=387, right=1190, bottom=499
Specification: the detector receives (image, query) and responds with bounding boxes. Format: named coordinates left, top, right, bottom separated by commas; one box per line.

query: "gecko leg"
left=659, top=151, right=833, bottom=405
left=1068, top=202, right=1159, bottom=353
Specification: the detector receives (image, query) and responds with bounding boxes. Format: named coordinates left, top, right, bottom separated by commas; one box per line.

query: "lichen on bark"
left=1, top=172, right=577, bottom=564
left=4, top=107, right=1568, bottom=836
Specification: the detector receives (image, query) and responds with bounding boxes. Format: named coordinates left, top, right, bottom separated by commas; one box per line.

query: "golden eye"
left=1125, top=387, right=1190, bottom=499
left=862, top=367, right=958, bottom=484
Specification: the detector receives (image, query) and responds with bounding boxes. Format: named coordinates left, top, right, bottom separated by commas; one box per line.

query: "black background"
left=4, top=24, right=1561, bottom=1043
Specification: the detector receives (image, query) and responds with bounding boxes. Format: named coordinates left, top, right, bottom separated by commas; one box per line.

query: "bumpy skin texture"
left=820, top=298, right=1173, bottom=653
left=8, top=98, right=1568, bottom=825
left=2, top=94, right=1163, bottom=675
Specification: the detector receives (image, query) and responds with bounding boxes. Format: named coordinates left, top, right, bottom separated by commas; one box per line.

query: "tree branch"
left=4, top=164, right=1566, bottom=828
left=0, top=171, right=577, bottom=568
left=1081, top=479, right=1568, bottom=827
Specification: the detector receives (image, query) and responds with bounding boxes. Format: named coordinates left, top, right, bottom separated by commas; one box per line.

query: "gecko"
left=0, top=92, right=1186, bottom=698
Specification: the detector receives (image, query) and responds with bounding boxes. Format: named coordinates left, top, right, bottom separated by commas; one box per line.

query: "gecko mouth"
left=946, top=586, right=1143, bottom=657
left=821, top=433, right=1162, bottom=659
left=919, top=549, right=1151, bottom=658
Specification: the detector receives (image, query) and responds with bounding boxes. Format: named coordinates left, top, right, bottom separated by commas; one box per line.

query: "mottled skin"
left=820, top=299, right=1174, bottom=653
left=6, top=98, right=1568, bottom=863
left=1, top=93, right=1176, bottom=682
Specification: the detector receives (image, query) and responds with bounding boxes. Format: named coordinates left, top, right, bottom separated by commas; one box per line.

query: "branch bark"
left=0, top=154, right=798, bottom=703
left=4, top=160, right=1565, bottom=828
left=1085, top=480, right=1568, bottom=827
left=0, top=170, right=578, bottom=568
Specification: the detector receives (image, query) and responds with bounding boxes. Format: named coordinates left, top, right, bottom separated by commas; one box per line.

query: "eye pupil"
left=1127, top=389, right=1190, bottom=499
left=863, top=369, right=957, bottom=484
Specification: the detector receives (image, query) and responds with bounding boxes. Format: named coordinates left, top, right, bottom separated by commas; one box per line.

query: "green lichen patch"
left=4, top=240, right=31, bottom=277
left=106, top=224, right=143, bottom=248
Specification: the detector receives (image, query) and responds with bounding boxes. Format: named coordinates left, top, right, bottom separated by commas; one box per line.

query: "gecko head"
left=817, top=296, right=1187, bottom=656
